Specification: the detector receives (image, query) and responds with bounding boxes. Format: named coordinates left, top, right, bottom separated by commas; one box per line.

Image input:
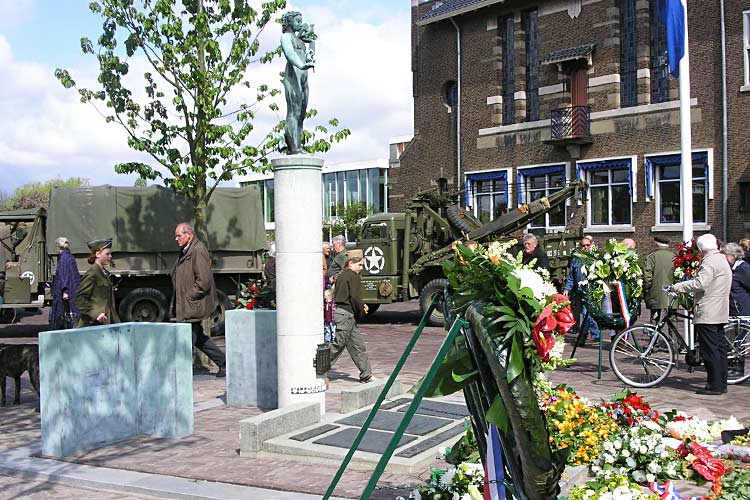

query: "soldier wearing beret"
left=75, top=239, right=120, bottom=327
left=331, top=248, right=373, bottom=383
left=172, top=223, right=226, bottom=378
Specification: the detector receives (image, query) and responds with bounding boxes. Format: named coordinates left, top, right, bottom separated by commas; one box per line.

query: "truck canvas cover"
left=47, top=185, right=266, bottom=255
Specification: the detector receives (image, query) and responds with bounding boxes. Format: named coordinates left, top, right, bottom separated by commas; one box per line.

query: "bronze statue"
left=281, top=11, right=316, bottom=155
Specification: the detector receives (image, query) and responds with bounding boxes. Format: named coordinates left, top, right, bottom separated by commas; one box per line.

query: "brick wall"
left=394, top=0, right=750, bottom=254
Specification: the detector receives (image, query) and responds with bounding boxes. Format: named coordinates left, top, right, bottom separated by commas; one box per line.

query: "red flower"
left=245, top=302, right=254, bottom=310
left=533, top=306, right=557, bottom=363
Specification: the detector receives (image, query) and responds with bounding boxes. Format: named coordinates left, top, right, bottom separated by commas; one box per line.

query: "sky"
left=0, top=0, right=413, bottom=192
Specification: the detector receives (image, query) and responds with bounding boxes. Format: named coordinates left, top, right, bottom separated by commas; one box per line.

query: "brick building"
left=390, top=0, right=750, bottom=250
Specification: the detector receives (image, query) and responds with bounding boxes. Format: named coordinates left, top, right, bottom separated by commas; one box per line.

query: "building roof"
left=540, top=43, right=596, bottom=65
left=417, top=0, right=505, bottom=26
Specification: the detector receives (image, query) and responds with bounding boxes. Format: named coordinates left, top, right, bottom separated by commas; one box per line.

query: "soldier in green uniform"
left=643, top=235, right=676, bottom=332
left=75, top=239, right=120, bottom=327
left=331, top=249, right=373, bottom=383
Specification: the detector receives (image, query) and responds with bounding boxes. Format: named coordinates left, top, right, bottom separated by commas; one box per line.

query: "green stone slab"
left=290, top=424, right=339, bottom=442
left=395, top=424, right=466, bottom=458
left=335, top=410, right=451, bottom=436
left=313, top=428, right=417, bottom=454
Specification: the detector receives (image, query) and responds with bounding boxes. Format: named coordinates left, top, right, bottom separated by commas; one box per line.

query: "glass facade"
left=242, top=167, right=387, bottom=227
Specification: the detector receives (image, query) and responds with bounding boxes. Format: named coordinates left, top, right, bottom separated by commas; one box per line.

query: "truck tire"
left=210, top=290, right=232, bottom=336
left=118, top=288, right=169, bottom=323
left=419, top=279, right=448, bottom=327
left=446, top=205, right=477, bottom=234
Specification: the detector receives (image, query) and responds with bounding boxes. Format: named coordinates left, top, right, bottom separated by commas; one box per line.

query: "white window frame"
left=517, top=162, right=571, bottom=232
left=465, top=168, right=511, bottom=223
left=644, top=149, right=713, bottom=231
left=578, top=156, right=637, bottom=232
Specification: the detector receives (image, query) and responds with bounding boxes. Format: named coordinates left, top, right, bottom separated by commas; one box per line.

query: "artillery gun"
left=355, top=179, right=587, bottom=325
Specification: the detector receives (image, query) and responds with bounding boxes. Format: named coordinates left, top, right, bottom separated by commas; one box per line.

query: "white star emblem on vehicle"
left=364, top=246, right=385, bottom=274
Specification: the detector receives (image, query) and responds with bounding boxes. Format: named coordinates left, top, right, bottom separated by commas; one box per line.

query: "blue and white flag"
left=657, top=0, right=686, bottom=78
left=484, top=424, right=505, bottom=500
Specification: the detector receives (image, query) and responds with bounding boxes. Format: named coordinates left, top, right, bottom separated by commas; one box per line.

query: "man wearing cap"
left=331, top=248, right=373, bottom=383
left=76, top=239, right=120, bottom=327
left=644, top=236, right=677, bottom=334
left=172, top=223, right=226, bottom=378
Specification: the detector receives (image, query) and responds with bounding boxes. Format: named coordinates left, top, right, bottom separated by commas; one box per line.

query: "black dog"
left=0, top=343, right=40, bottom=405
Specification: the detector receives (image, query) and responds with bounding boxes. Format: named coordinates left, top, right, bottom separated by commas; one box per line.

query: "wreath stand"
left=569, top=289, right=641, bottom=379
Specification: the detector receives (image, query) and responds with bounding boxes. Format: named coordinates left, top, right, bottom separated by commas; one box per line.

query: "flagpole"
left=677, top=0, right=694, bottom=351
left=679, top=0, right=693, bottom=244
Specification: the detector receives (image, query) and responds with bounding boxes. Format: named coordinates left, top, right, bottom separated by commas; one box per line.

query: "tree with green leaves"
left=55, top=0, right=349, bottom=241
left=3, top=178, right=90, bottom=210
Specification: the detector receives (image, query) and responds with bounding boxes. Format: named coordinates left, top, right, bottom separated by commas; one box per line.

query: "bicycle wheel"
left=727, top=322, right=750, bottom=385
left=610, top=325, right=674, bottom=388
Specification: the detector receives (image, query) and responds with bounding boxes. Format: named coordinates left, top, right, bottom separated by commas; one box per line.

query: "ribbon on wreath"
left=483, top=423, right=506, bottom=500
left=649, top=481, right=694, bottom=500
left=613, top=281, right=631, bottom=328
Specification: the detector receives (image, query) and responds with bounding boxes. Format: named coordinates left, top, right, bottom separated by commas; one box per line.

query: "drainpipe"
left=720, top=0, right=729, bottom=241
left=450, top=18, right=462, bottom=203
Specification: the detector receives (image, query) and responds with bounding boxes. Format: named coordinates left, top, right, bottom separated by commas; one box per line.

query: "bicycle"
left=609, top=288, right=750, bottom=388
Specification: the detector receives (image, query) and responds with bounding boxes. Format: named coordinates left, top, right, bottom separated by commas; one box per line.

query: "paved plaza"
left=0, top=303, right=748, bottom=499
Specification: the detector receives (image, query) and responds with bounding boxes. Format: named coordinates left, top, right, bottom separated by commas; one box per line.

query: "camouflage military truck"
left=354, top=179, right=587, bottom=326
left=0, top=185, right=267, bottom=333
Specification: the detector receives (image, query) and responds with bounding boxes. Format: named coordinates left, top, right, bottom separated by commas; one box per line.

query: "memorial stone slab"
left=39, top=322, right=193, bottom=458
left=396, top=400, right=470, bottom=420
left=335, top=410, right=450, bottom=436
left=313, top=428, right=417, bottom=454
left=395, top=424, right=466, bottom=458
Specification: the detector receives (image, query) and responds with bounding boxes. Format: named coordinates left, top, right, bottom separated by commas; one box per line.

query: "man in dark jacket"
left=326, top=234, right=347, bottom=283
left=172, top=223, right=226, bottom=378
left=563, top=235, right=600, bottom=341
left=521, top=234, right=550, bottom=272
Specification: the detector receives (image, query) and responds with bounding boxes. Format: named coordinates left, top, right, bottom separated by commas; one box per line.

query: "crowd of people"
left=49, top=223, right=227, bottom=378
left=557, top=231, right=750, bottom=396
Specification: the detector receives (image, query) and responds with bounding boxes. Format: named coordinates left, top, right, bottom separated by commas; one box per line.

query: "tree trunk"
left=193, top=180, right=210, bottom=245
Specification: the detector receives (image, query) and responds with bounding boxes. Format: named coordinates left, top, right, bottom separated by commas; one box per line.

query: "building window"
left=740, top=181, right=750, bottom=212
left=649, top=0, right=669, bottom=103
left=645, top=152, right=710, bottom=225
left=744, top=11, right=750, bottom=87
left=517, top=165, right=566, bottom=229
left=578, top=159, right=633, bottom=226
left=656, top=164, right=706, bottom=224
left=523, top=9, right=539, bottom=121
left=501, top=15, right=515, bottom=125
left=620, top=0, right=638, bottom=107
left=467, top=171, right=508, bottom=224
left=441, top=80, right=458, bottom=110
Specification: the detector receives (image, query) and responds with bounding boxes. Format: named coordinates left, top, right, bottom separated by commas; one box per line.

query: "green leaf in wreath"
left=486, top=395, right=509, bottom=434
left=506, top=334, right=524, bottom=383
left=451, top=368, right=479, bottom=383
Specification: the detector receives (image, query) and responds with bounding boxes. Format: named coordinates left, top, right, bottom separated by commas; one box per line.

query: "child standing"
left=323, top=288, right=336, bottom=342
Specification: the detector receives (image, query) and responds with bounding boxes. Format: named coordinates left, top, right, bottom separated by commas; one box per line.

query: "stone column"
left=272, top=154, right=326, bottom=413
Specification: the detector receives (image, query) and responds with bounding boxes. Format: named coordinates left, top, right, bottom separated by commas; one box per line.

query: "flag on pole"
left=657, top=0, right=686, bottom=77
left=484, top=424, right=505, bottom=500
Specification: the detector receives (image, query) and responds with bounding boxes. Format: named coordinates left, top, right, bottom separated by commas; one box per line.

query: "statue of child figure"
left=280, top=11, right=315, bottom=155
